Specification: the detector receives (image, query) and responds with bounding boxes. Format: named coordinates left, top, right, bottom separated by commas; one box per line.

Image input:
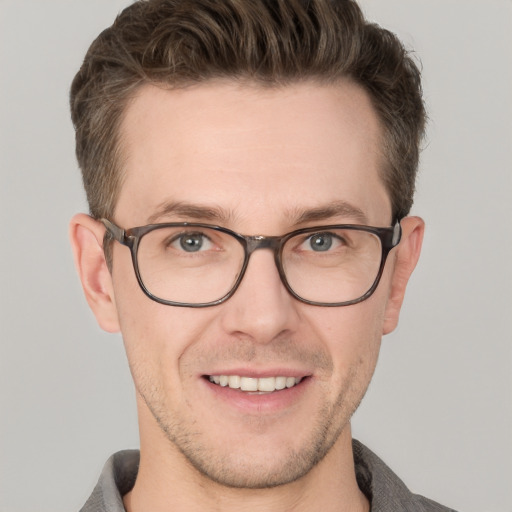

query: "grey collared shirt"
left=80, top=440, right=458, bottom=511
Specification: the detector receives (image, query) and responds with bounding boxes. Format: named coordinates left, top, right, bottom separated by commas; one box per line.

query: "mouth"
left=207, top=375, right=304, bottom=393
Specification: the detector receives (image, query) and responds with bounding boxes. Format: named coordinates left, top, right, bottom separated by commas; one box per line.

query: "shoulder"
left=80, top=450, right=139, bottom=512
left=353, top=440, right=458, bottom=512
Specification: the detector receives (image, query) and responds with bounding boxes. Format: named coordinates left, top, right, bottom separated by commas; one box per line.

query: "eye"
left=171, top=232, right=213, bottom=253
left=303, top=232, right=343, bottom=252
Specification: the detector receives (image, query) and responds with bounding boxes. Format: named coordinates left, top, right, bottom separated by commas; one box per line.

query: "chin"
left=159, top=407, right=348, bottom=490
left=182, top=444, right=331, bottom=489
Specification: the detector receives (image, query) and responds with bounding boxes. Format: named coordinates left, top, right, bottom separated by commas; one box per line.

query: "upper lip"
left=202, top=368, right=312, bottom=378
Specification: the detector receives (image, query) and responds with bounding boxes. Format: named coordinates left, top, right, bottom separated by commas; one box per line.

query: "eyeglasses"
left=101, top=219, right=401, bottom=308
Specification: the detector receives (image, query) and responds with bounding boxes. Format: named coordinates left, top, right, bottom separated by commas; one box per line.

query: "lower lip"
left=202, top=377, right=311, bottom=414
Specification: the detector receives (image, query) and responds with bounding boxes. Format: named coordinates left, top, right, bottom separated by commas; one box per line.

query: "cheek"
left=109, top=254, right=180, bottom=382
left=302, top=297, right=386, bottom=381
left=110, top=256, right=220, bottom=391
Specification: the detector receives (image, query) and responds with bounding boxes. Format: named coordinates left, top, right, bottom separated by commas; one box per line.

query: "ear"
left=382, top=216, right=424, bottom=335
left=69, top=213, right=120, bottom=333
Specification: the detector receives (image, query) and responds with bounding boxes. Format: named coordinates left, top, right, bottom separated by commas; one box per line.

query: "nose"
left=219, top=248, right=300, bottom=344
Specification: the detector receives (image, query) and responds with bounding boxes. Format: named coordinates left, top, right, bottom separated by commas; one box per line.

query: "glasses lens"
left=136, top=226, right=245, bottom=304
left=281, top=228, right=383, bottom=304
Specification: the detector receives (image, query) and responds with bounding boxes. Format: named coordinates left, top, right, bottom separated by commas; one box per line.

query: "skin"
left=70, top=80, right=424, bottom=512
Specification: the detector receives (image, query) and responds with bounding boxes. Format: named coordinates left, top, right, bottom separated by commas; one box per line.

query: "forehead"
left=116, top=80, right=391, bottom=228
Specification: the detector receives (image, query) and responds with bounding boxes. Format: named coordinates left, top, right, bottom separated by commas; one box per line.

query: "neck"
left=123, top=415, right=369, bottom=512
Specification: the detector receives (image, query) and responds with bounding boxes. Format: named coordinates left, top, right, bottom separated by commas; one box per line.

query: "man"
left=69, top=0, right=456, bottom=510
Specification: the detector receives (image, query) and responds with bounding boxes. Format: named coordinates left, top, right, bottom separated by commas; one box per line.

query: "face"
left=73, top=80, right=423, bottom=489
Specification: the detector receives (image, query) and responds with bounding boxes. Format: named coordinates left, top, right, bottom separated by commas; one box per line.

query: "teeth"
left=275, top=376, right=287, bottom=390
left=240, top=377, right=258, bottom=391
left=209, top=375, right=302, bottom=392
left=286, top=377, right=296, bottom=388
left=228, top=375, right=241, bottom=389
left=258, top=377, right=275, bottom=392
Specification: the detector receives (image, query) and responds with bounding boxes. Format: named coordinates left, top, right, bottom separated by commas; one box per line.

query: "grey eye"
left=308, top=233, right=334, bottom=251
left=172, top=232, right=212, bottom=252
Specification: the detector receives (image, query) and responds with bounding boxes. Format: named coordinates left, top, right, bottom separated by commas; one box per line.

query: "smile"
left=208, top=375, right=303, bottom=392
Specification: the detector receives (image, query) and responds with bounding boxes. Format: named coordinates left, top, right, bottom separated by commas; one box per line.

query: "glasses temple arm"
left=100, top=218, right=126, bottom=243
left=392, top=220, right=402, bottom=246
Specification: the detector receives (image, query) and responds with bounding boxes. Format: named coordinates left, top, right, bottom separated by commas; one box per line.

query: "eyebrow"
left=147, top=200, right=234, bottom=224
left=147, top=199, right=368, bottom=226
left=291, top=200, right=368, bottom=225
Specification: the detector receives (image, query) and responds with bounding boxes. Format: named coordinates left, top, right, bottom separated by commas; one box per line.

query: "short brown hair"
left=70, top=0, right=425, bottom=222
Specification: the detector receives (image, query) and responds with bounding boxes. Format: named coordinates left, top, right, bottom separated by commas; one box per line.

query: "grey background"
left=1, top=1, right=511, bottom=511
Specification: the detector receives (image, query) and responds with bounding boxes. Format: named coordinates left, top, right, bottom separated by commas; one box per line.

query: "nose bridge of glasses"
left=245, top=235, right=282, bottom=255
left=238, top=235, right=288, bottom=297
left=243, top=235, right=284, bottom=280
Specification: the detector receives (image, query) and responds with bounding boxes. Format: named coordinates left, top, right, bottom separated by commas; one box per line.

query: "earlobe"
left=69, top=213, right=120, bottom=333
left=382, top=216, right=425, bottom=335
